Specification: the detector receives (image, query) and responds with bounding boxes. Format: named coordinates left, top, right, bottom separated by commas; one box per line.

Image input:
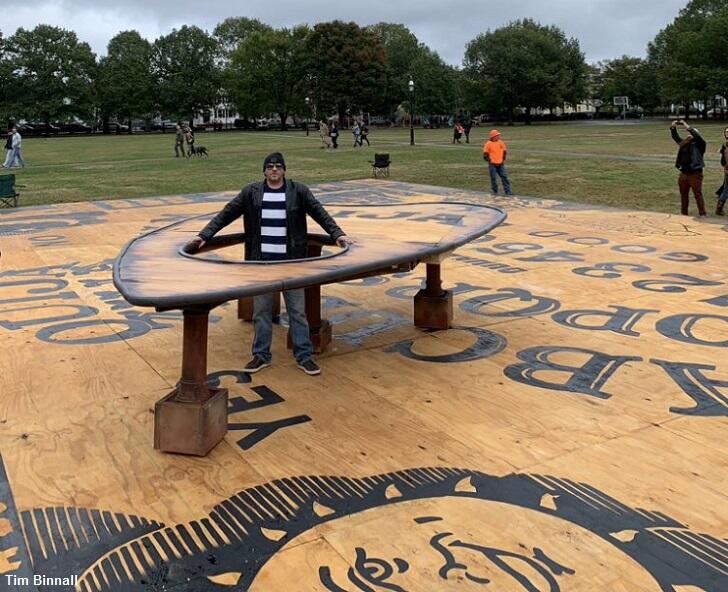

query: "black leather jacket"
left=672, top=127, right=706, bottom=172
left=198, top=179, right=345, bottom=260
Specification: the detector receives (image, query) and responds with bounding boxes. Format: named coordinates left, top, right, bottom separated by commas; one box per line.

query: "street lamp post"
left=305, top=97, right=310, bottom=136
left=408, top=79, right=415, bottom=146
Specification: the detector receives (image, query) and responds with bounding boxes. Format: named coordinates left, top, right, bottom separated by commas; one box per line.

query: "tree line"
left=0, top=0, right=722, bottom=132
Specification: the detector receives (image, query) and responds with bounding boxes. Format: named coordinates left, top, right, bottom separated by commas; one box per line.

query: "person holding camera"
left=671, top=119, right=707, bottom=217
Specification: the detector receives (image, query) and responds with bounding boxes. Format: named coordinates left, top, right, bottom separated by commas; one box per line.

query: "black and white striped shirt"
left=261, top=184, right=288, bottom=260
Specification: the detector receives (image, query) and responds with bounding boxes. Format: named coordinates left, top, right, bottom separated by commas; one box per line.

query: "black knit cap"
left=263, top=152, right=286, bottom=171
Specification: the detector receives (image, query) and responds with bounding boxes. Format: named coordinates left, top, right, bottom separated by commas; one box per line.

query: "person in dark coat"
left=463, top=118, right=473, bottom=144
left=185, top=152, right=353, bottom=376
left=671, top=119, right=707, bottom=216
left=329, top=122, right=339, bottom=149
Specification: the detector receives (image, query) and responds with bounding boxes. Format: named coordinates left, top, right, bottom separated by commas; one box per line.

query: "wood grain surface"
left=0, top=180, right=725, bottom=591
left=113, top=202, right=506, bottom=308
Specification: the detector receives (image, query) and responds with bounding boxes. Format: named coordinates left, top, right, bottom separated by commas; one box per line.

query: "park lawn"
left=6, top=120, right=728, bottom=215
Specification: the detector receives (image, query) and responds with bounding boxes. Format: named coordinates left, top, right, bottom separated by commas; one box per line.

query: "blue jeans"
left=720, top=173, right=728, bottom=205
left=2, top=150, right=12, bottom=168
left=253, top=289, right=313, bottom=364
left=489, top=163, right=511, bottom=195
left=7, top=148, right=24, bottom=167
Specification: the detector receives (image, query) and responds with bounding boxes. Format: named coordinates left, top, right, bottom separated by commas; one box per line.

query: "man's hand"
left=681, top=120, right=691, bottom=129
left=336, top=235, right=354, bottom=247
left=183, top=236, right=206, bottom=253
left=671, top=120, right=678, bottom=129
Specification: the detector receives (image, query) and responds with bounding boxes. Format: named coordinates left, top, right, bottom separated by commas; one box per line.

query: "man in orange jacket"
left=483, top=129, right=512, bottom=195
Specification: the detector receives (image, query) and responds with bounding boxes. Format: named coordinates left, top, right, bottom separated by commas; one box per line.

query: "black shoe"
left=297, top=359, right=321, bottom=376
left=243, top=356, right=270, bottom=373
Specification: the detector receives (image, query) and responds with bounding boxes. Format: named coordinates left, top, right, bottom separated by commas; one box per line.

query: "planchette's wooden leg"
left=414, top=263, right=453, bottom=330
left=154, top=306, right=228, bottom=456
left=301, top=282, right=332, bottom=353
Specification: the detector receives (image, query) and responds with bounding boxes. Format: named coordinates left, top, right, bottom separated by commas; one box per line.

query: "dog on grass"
left=188, top=146, right=208, bottom=158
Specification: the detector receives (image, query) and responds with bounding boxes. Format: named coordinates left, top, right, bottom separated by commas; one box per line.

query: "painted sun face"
left=250, top=495, right=662, bottom=591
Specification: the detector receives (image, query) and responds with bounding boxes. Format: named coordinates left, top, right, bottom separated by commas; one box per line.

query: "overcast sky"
left=1, top=0, right=687, bottom=65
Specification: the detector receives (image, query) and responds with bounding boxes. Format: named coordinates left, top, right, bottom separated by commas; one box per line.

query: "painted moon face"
left=250, top=497, right=661, bottom=591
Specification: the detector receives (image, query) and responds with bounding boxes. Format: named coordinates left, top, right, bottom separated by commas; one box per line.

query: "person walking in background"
left=174, top=123, right=185, bottom=157
left=671, top=119, right=707, bottom=216
left=184, top=126, right=195, bottom=157
left=483, top=129, right=511, bottom=195
left=319, top=120, right=331, bottom=149
left=463, top=118, right=473, bottom=144
left=352, top=120, right=361, bottom=147
left=717, top=126, right=728, bottom=215
left=329, top=122, right=339, bottom=149
left=360, top=121, right=370, bottom=146
left=2, top=129, right=13, bottom=168
left=7, top=127, right=25, bottom=168
left=453, top=122, right=463, bottom=144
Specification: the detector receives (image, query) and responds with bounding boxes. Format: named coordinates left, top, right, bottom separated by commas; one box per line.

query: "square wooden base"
left=414, top=289, right=453, bottom=330
left=154, top=388, right=229, bottom=456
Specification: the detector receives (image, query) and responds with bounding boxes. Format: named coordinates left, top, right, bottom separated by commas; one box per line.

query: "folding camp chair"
left=0, top=174, right=20, bottom=208
left=369, top=153, right=391, bottom=178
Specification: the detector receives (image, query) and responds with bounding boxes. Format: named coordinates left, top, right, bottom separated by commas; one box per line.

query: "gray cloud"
left=1, top=0, right=686, bottom=64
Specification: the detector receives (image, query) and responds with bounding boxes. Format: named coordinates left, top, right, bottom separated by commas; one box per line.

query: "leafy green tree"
left=648, top=0, right=728, bottom=117
left=0, top=32, right=14, bottom=127
left=97, top=31, right=155, bottom=133
left=464, top=19, right=587, bottom=124
left=305, top=21, right=386, bottom=123
left=595, top=56, right=660, bottom=113
left=213, top=17, right=273, bottom=64
left=368, top=23, right=457, bottom=120
left=226, top=26, right=310, bottom=129
left=152, top=26, right=220, bottom=123
left=7, top=25, right=97, bottom=132
left=367, top=23, right=420, bottom=115
left=701, top=6, right=728, bottom=104
left=409, top=48, right=459, bottom=117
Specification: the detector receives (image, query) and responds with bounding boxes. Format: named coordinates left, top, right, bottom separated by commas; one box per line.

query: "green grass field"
left=6, top=120, right=728, bottom=215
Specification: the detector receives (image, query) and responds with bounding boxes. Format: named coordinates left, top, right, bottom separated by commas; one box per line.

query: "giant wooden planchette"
left=113, top=202, right=506, bottom=310
left=112, top=201, right=506, bottom=456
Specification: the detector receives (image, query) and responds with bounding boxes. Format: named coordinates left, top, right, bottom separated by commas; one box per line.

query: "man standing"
left=671, top=119, right=707, bottom=216
left=185, top=152, right=353, bottom=376
left=483, top=129, right=511, bottom=195
left=174, top=123, right=185, bottom=157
